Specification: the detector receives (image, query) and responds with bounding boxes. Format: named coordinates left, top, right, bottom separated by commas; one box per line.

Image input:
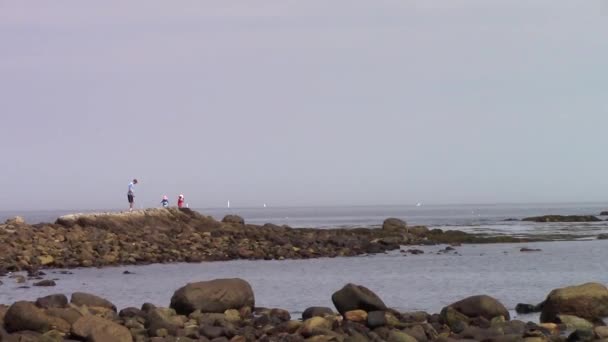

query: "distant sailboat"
left=263, top=203, right=267, bottom=208
left=416, top=203, right=422, bottom=207
left=227, top=200, right=230, bottom=208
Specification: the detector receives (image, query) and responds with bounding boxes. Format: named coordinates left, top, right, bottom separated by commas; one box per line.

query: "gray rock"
left=170, top=278, right=255, bottom=315
left=382, top=218, right=407, bottom=230
left=71, top=292, right=117, bottom=312
left=540, top=282, right=608, bottom=323
left=4, top=301, right=70, bottom=333
left=35, top=294, right=68, bottom=309
left=222, top=215, right=245, bottom=225
left=33, top=280, right=56, bottom=287
left=443, top=295, right=510, bottom=321
left=367, top=311, right=387, bottom=328
left=331, top=283, right=387, bottom=315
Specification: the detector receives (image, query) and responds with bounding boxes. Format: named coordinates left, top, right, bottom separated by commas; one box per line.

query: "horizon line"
left=2, top=200, right=608, bottom=213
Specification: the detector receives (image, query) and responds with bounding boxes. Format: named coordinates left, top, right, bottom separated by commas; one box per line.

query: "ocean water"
left=1, top=203, right=608, bottom=319
left=1, top=240, right=607, bottom=320
left=2, top=202, right=608, bottom=239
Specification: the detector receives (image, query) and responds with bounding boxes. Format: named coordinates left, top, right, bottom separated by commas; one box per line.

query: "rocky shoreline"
left=0, top=208, right=531, bottom=272
left=1, top=278, right=608, bottom=341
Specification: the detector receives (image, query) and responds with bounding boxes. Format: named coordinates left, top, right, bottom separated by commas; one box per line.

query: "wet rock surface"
left=0, top=208, right=531, bottom=271
left=2, top=278, right=607, bottom=341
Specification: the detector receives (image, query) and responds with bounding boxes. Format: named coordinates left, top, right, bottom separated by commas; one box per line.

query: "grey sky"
left=1, top=1, right=608, bottom=210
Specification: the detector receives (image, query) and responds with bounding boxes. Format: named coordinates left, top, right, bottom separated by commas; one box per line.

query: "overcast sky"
left=1, top=1, right=608, bottom=210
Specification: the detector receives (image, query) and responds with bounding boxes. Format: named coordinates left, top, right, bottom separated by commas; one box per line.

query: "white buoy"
left=416, top=203, right=422, bottom=207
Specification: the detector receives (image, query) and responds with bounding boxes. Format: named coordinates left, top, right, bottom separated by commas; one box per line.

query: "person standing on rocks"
left=161, top=195, right=169, bottom=208
left=127, top=179, right=138, bottom=211
left=177, top=194, right=184, bottom=208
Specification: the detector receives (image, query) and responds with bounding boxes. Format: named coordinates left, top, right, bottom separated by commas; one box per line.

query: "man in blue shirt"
left=127, top=179, right=138, bottom=211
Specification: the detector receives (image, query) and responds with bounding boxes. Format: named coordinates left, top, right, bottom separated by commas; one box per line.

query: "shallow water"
left=2, top=240, right=607, bottom=321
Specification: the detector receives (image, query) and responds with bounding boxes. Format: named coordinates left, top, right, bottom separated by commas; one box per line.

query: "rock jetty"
left=2, top=279, right=608, bottom=341
left=0, top=208, right=527, bottom=272
left=522, top=215, right=602, bottom=223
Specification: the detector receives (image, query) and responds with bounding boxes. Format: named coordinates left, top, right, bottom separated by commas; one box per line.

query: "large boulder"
left=4, top=301, right=70, bottom=333
left=443, top=295, right=510, bottom=321
left=72, top=315, right=132, bottom=342
left=331, top=283, right=387, bottom=315
left=71, top=292, right=117, bottom=312
left=35, top=294, right=68, bottom=309
left=540, top=282, right=608, bottom=323
left=222, top=215, right=245, bottom=225
left=45, top=307, right=84, bottom=325
left=170, top=278, right=255, bottom=315
left=382, top=218, right=407, bottom=231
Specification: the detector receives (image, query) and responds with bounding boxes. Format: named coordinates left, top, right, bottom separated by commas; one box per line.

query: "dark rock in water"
left=123, top=270, right=134, bottom=275
left=405, top=249, right=424, bottom=255
left=522, top=215, right=601, bottom=223
left=382, top=218, right=407, bottom=231
left=33, top=280, right=56, bottom=287
left=540, top=282, right=608, bottom=323
left=600, top=211, right=608, bottom=216
left=302, top=306, right=334, bottom=320
left=331, top=283, right=387, bottom=315
left=27, top=270, right=45, bottom=277
left=35, top=294, right=68, bottom=309
left=4, top=301, right=70, bottom=333
left=367, top=243, right=386, bottom=254
left=17, top=285, right=30, bottom=289
left=515, top=302, right=543, bottom=314
left=503, top=218, right=519, bottom=221
left=71, top=292, right=117, bottom=312
left=598, top=234, right=608, bottom=240
left=520, top=248, right=542, bottom=252
left=222, top=215, right=245, bottom=225
left=438, top=246, right=455, bottom=254
left=443, top=295, right=510, bottom=321
left=170, top=278, right=255, bottom=315
left=367, top=310, right=387, bottom=328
